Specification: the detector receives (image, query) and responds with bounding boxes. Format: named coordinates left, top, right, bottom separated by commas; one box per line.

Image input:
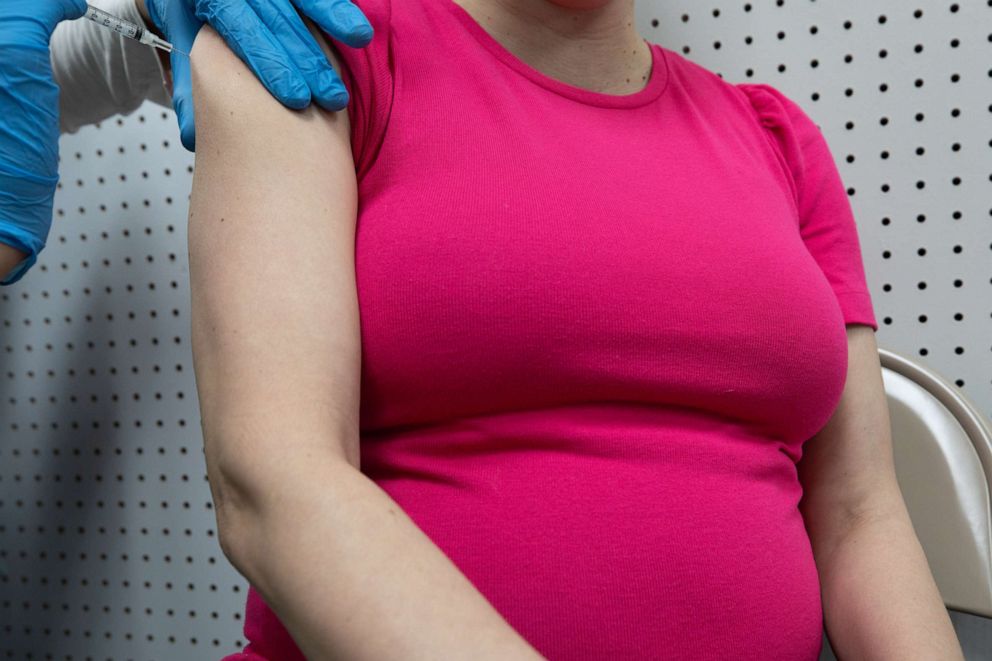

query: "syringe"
left=83, top=4, right=187, bottom=56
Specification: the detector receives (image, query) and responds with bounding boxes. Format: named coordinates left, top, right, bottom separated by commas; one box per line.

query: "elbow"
left=208, top=458, right=284, bottom=576
left=204, top=453, right=262, bottom=564
left=203, top=433, right=359, bottom=543
left=206, top=444, right=360, bottom=573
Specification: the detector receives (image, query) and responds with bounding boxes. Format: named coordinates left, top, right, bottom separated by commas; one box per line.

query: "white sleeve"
left=52, top=0, right=173, bottom=134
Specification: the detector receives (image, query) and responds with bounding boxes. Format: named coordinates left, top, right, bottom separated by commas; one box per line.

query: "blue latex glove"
left=0, top=0, right=88, bottom=286
left=144, top=0, right=374, bottom=151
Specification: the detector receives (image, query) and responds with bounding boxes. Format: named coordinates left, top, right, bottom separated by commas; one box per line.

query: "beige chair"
left=820, top=346, right=992, bottom=659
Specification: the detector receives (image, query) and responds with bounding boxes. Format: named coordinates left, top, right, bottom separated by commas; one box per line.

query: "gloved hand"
left=143, top=0, right=374, bottom=152
left=0, top=0, right=88, bottom=286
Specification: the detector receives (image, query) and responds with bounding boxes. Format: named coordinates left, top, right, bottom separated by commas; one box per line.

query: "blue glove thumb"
left=51, top=0, right=89, bottom=30
left=145, top=0, right=202, bottom=151
left=170, top=47, right=197, bottom=151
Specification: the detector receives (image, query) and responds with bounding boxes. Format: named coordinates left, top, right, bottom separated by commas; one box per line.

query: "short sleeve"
left=737, top=82, right=878, bottom=332
left=322, top=0, right=395, bottom=182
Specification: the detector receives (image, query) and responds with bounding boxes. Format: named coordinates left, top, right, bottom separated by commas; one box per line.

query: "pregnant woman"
left=185, top=0, right=964, bottom=658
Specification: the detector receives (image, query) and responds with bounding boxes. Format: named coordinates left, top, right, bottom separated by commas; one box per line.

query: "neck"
left=451, top=0, right=652, bottom=95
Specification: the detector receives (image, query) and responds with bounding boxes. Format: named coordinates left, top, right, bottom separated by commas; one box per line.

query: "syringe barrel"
left=84, top=5, right=141, bottom=40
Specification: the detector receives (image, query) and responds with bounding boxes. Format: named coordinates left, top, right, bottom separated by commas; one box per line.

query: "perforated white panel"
left=0, top=108, right=246, bottom=657
left=2, top=1, right=989, bottom=658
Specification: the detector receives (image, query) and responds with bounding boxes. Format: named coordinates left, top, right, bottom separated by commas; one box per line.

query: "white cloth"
left=52, top=0, right=172, bottom=134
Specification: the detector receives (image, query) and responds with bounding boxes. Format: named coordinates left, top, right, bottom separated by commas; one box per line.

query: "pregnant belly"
left=360, top=404, right=825, bottom=661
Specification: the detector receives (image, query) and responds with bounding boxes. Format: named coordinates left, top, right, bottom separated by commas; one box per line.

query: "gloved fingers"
left=195, top=0, right=311, bottom=109
left=0, top=220, right=41, bottom=286
left=0, top=223, right=40, bottom=260
left=0, top=0, right=79, bottom=285
left=169, top=49, right=197, bottom=151
left=143, top=0, right=170, bottom=39
left=250, top=0, right=349, bottom=111
left=142, top=0, right=201, bottom=147
left=1, top=0, right=91, bottom=41
left=292, top=0, right=373, bottom=48
left=0, top=48, right=61, bottom=175
left=0, top=168, right=58, bottom=285
left=144, top=0, right=202, bottom=62
left=62, top=0, right=89, bottom=22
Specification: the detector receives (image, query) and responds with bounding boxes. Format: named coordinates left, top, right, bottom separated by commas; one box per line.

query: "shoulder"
left=732, top=82, right=835, bottom=203
left=734, top=82, right=821, bottom=140
left=189, top=25, right=353, bottom=149
left=658, top=47, right=819, bottom=138
left=658, top=47, right=800, bottom=131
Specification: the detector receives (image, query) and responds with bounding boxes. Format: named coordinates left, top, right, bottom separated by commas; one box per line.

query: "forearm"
left=220, top=457, right=544, bottom=661
left=816, top=507, right=964, bottom=660
left=0, top=243, right=27, bottom=284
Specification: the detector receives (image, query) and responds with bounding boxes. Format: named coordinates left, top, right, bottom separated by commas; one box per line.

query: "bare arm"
left=797, top=325, right=964, bottom=660
left=0, top=244, right=26, bottom=283
left=187, top=25, right=543, bottom=661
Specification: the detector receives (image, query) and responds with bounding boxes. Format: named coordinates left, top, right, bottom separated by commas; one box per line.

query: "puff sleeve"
left=737, top=82, right=878, bottom=332
left=322, top=0, right=395, bottom=182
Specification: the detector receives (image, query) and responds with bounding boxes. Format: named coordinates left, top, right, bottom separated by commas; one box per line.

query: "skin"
left=453, top=0, right=653, bottom=95
left=0, top=243, right=24, bottom=283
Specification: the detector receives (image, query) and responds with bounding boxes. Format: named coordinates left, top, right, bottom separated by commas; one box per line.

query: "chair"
left=820, top=346, right=992, bottom=660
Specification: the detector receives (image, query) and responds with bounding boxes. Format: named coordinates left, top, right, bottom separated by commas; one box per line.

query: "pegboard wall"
left=2, top=1, right=990, bottom=658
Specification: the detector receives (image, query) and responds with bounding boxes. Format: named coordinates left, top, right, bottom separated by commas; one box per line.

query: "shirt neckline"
left=443, top=0, right=670, bottom=109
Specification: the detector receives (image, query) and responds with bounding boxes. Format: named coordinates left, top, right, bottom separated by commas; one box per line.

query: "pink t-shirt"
left=222, top=0, right=878, bottom=659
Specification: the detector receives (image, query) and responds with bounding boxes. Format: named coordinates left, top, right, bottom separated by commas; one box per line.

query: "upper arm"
left=797, top=324, right=905, bottom=556
left=187, top=26, right=362, bottom=519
